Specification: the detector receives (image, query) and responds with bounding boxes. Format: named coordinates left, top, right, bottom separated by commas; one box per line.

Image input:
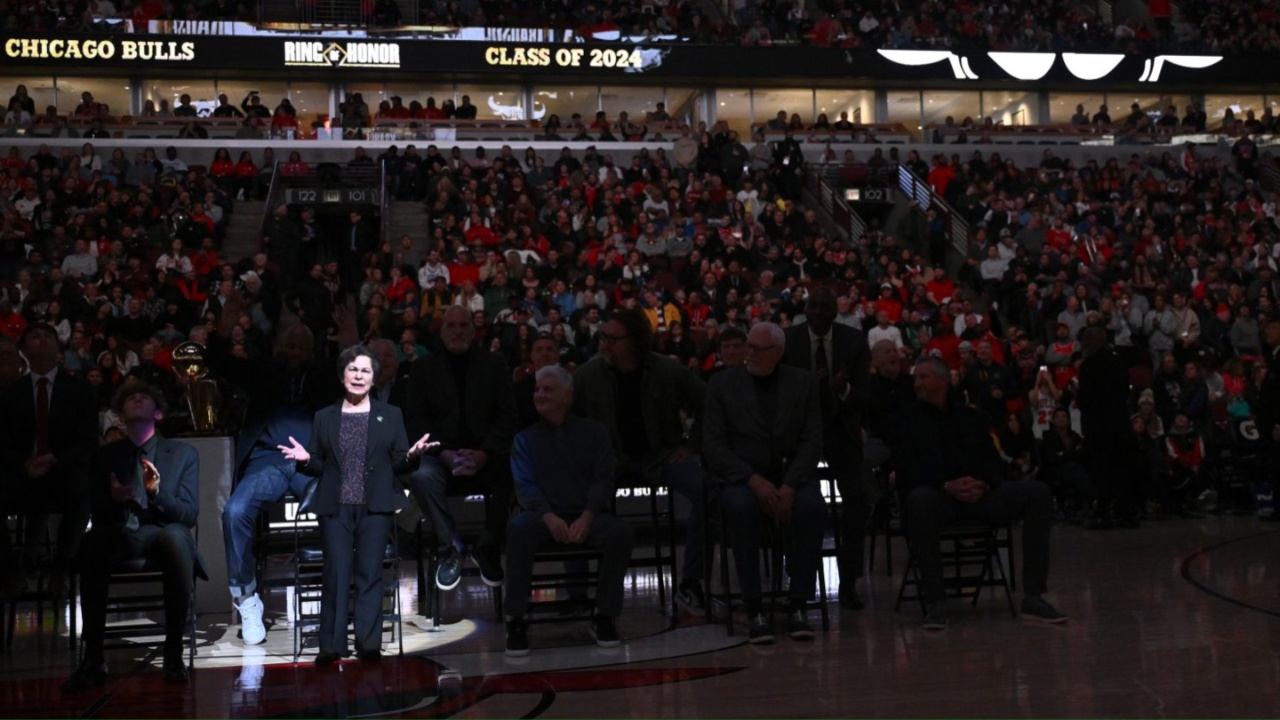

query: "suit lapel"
left=464, top=351, right=485, bottom=424
left=16, top=376, right=35, bottom=448
left=154, top=439, right=175, bottom=505
left=734, top=368, right=767, bottom=435
left=771, top=368, right=793, bottom=433
left=830, top=327, right=850, bottom=375
left=786, top=326, right=812, bottom=370
left=434, top=354, right=460, bottom=413
left=325, top=406, right=341, bottom=465
left=48, top=374, right=65, bottom=421
left=366, top=401, right=383, bottom=466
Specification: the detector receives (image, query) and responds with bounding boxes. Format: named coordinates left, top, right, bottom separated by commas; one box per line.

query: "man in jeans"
left=503, top=366, right=635, bottom=656
left=572, top=307, right=707, bottom=612
left=217, top=315, right=337, bottom=646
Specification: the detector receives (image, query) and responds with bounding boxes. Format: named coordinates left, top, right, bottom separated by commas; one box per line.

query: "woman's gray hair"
left=535, top=364, right=573, bottom=392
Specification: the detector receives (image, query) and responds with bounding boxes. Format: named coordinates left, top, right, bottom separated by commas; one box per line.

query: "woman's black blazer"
left=298, top=400, right=416, bottom=515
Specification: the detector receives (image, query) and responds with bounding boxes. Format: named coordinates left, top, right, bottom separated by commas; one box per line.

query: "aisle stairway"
left=222, top=200, right=265, bottom=261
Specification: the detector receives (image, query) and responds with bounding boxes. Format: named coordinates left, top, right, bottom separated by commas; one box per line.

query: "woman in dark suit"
left=280, top=345, right=437, bottom=666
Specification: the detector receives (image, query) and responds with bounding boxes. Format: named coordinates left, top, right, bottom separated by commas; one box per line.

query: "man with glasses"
left=703, top=323, right=825, bottom=643
left=573, top=308, right=709, bottom=612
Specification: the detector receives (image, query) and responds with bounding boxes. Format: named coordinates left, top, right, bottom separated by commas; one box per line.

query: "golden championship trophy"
left=171, top=341, right=222, bottom=434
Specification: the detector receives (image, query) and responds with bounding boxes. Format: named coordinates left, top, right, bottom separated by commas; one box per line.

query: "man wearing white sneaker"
left=703, top=323, right=826, bottom=644
left=888, top=356, right=1066, bottom=631
left=503, top=366, right=635, bottom=656
left=215, top=314, right=339, bottom=647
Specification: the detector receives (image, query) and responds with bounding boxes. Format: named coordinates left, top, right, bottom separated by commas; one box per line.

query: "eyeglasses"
left=745, top=342, right=779, bottom=353
left=598, top=332, right=629, bottom=345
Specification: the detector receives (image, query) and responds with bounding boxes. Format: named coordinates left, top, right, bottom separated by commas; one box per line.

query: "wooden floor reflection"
left=2, top=517, right=1278, bottom=718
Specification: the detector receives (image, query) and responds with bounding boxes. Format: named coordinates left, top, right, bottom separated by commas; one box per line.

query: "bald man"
left=405, top=306, right=517, bottom=593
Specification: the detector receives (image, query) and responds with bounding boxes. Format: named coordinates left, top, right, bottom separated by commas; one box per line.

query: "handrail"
left=379, top=159, right=390, bottom=245
left=259, top=159, right=282, bottom=238
left=805, top=166, right=867, bottom=244
left=1097, top=0, right=1113, bottom=26
left=1260, top=160, right=1280, bottom=195
left=897, top=163, right=968, bottom=257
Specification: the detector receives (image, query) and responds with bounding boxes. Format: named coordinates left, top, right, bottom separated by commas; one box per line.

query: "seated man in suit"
left=406, top=305, right=517, bottom=591
left=65, top=382, right=205, bottom=690
left=0, top=322, right=97, bottom=600
left=703, top=323, right=825, bottom=643
left=503, top=365, right=635, bottom=656
left=887, top=356, right=1066, bottom=631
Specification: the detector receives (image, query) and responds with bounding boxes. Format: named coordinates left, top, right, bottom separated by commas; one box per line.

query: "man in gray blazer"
left=704, top=323, right=825, bottom=643
left=65, top=382, right=205, bottom=690
left=783, top=286, right=872, bottom=610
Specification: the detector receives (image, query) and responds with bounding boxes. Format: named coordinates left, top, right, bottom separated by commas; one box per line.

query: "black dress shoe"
left=63, top=661, right=108, bottom=692
left=839, top=593, right=865, bottom=611
left=163, top=660, right=190, bottom=684
left=357, top=650, right=382, bottom=662
left=314, top=653, right=340, bottom=667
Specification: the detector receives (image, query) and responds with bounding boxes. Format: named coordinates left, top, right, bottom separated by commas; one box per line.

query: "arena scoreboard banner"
left=0, top=34, right=1271, bottom=89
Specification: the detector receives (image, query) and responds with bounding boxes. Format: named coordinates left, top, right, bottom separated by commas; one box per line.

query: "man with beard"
left=572, top=308, right=708, bottom=613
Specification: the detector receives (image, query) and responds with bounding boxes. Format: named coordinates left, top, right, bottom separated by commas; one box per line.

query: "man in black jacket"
left=783, top=286, right=871, bottom=610
left=406, top=305, right=517, bottom=592
left=1077, top=325, right=1139, bottom=528
left=865, top=339, right=913, bottom=440
left=888, top=356, right=1065, bottom=630
left=263, top=205, right=301, bottom=293
left=344, top=210, right=376, bottom=288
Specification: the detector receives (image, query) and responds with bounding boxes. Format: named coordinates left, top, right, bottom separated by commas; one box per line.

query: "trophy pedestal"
left=187, top=435, right=234, bottom=615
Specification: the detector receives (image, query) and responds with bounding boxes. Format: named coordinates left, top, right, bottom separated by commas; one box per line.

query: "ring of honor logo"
left=284, top=41, right=401, bottom=68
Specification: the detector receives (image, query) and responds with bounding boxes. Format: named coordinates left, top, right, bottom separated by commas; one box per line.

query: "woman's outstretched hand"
left=278, top=436, right=310, bottom=464
left=409, top=433, right=441, bottom=458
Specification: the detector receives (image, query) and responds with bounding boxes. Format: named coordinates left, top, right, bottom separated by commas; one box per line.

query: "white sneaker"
left=237, top=594, right=267, bottom=645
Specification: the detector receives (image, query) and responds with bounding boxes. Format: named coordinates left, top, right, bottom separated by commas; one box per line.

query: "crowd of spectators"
left=422, top=0, right=713, bottom=39
left=4, top=90, right=1280, bottom=522
left=10, top=0, right=1280, bottom=58
left=0, top=0, right=254, bottom=32
left=730, top=0, right=1280, bottom=55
